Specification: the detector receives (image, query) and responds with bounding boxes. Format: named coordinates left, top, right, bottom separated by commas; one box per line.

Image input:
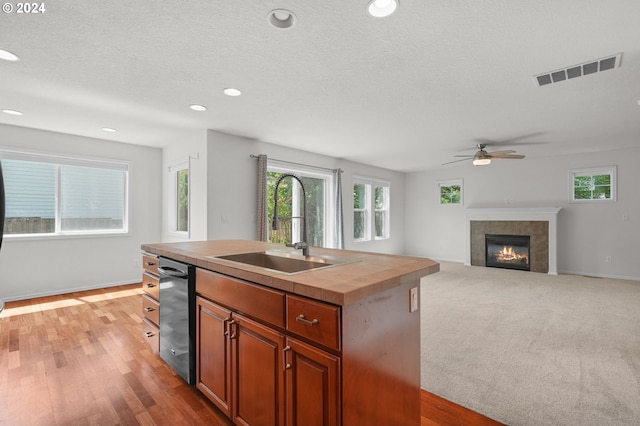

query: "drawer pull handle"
left=144, top=307, right=155, bottom=312
left=144, top=331, right=156, bottom=338
left=145, top=283, right=156, bottom=288
left=296, top=315, right=319, bottom=326
left=145, top=262, right=156, bottom=266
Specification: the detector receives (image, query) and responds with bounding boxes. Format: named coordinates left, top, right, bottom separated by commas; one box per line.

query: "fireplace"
left=485, top=234, right=530, bottom=271
left=466, top=207, right=561, bottom=274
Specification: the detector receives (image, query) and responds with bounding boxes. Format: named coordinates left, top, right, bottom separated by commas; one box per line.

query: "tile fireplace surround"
left=465, top=207, right=562, bottom=275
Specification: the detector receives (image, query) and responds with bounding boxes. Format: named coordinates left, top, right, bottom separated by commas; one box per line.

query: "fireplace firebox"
left=485, top=234, right=530, bottom=271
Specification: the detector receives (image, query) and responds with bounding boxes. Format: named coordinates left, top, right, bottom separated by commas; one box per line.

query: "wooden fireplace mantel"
left=465, top=207, right=562, bottom=275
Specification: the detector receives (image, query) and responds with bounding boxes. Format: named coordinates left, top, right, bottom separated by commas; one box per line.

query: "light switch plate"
left=410, top=287, right=418, bottom=312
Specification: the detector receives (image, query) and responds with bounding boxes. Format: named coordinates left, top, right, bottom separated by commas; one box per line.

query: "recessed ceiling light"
left=223, top=88, right=242, bottom=97
left=367, top=0, right=399, bottom=18
left=0, top=49, right=20, bottom=61
left=102, top=127, right=117, bottom=132
left=268, top=9, right=296, bottom=29
left=189, top=104, right=207, bottom=111
left=2, top=109, right=23, bottom=115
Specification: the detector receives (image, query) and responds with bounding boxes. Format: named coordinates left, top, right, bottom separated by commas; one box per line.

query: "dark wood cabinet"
left=232, top=312, right=286, bottom=426
left=196, top=295, right=286, bottom=426
left=196, top=297, right=232, bottom=417
left=194, top=265, right=420, bottom=426
left=141, top=252, right=160, bottom=353
left=285, top=337, right=340, bottom=426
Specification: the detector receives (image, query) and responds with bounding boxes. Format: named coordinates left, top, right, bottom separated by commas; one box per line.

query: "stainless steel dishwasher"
left=158, top=257, right=195, bottom=384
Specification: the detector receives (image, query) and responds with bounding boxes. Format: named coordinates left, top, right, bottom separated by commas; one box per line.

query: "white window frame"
left=0, top=146, right=130, bottom=239
left=353, top=176, right=390, bottom=243
left=569, top=166, right=617, bottom=203
left=438, top=179, right=463, bottom=205
left=268, top=161, right=335, bottom=248
left=168, top=157, right=190, bottom=238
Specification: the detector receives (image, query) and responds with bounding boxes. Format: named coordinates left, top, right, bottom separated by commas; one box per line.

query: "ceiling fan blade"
left=453, top=155, right=474, bottom=158
left=442, top=157, right=472, bottom=165
left=491, top=154, right=526, bottom=159
left=486, top=150, right=516, bottom=155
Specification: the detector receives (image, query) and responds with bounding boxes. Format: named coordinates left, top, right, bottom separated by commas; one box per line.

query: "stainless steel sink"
left=209, top=250, right=357, bottom=274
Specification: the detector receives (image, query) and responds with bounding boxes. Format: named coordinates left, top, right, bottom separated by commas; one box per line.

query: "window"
left=267, top=162, right=334, bottom=248
left=438, top=179, right=463, bottom=205
left=168, top=158, right=190, bottom=237
left=1, top=149, right=129, bottom=237
left=570, top=166, right=616, bottom=202
left=353, top=177, right=390, bottom=242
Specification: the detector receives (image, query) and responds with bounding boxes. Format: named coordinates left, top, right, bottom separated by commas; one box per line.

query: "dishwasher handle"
left=157, top=266, right=188, bottom=278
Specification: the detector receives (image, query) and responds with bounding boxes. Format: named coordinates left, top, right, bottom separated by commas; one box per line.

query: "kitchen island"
left=141, top=240, right=439, bottom=426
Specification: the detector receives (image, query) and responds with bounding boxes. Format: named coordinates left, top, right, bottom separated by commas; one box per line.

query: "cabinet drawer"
left=142, top=253, right=159, bottom=275
left=142, top=294, right=160, bottom=326
left=286, top=295, right=340, bottom=351
left=142, top=272, right=160, bottom=300
left=196, top=268, right=285, bottom=329
left=142, top=318, right=160, bottom=354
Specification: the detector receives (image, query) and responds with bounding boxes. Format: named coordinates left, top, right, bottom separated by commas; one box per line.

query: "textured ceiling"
left=1, top=1, right=639, bottom=172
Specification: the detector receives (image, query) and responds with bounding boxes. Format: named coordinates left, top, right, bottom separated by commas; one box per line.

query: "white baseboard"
left=558, top=270, right=640, bottom=282
left=1, top=279, right=141, bottom=302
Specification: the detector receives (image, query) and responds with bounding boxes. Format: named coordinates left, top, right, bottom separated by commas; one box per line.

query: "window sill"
left=3, top=231, right=131, bottom=242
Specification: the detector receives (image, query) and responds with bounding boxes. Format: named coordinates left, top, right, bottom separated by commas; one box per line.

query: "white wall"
left=405, top=147, right=640, bottom=280
left=203, top=130, right=406, bottom=254
left=0, top=124, right=163, bottom=300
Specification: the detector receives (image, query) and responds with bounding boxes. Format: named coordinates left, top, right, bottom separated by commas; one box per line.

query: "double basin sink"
left=208, top=250, right=358, bottom=275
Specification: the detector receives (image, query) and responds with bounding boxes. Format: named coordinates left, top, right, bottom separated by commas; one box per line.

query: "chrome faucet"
left=272, top=173, right=309, bottom=257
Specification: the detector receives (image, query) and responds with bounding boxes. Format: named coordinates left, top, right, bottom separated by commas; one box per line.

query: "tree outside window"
left=353, top=177, right=389, bottom=242
left=438, top=179, right=463, bottom=205
left=176, top=169, right=189, bottom=232
left=168, top=158, right=189, bottom=237
left=267, top=168, right=329, bottom=247
left=570, top=166, right=616, bottom=202
left=353, top=182, right=367, bottom=241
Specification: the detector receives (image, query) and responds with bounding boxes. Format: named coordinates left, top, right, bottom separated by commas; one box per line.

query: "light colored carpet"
left=420, top=261, right=640, bottom=426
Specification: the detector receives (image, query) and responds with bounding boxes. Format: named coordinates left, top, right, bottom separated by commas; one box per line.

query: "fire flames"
left=496, top=245, right=529, bottom=263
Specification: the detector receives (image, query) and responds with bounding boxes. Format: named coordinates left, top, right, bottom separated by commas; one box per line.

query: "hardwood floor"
left=0, top=284, right=502, bottom=425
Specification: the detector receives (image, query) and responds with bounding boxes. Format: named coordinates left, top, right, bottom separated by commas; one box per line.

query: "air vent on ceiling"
left=533, top=53, right=622, bottom=87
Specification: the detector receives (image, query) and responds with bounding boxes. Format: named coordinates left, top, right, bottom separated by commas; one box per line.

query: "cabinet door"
left=196, top=296, right=232, bottom=418
left=285, top=337, right=341, bottom=426
left=232, top=314, right=286, bottom=426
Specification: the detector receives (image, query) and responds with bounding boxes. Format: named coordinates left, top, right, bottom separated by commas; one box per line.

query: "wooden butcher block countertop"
left=141, top=240, right=439, bottom=306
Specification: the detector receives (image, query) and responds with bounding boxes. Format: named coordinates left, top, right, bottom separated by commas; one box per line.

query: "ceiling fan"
left=443, top=143, right=526, bottom=166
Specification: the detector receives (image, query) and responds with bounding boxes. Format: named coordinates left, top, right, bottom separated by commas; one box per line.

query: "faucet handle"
left=286, top=242, right=310, bottom=257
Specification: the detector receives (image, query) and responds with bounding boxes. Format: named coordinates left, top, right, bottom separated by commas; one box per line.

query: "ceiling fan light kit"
left=472, top=151, right=491, bottom=166
left=367, top=0, right=399, bottom=18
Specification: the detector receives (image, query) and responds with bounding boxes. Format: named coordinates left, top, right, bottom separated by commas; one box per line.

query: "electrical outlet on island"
left=410, top=287, right=418, bottom=313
